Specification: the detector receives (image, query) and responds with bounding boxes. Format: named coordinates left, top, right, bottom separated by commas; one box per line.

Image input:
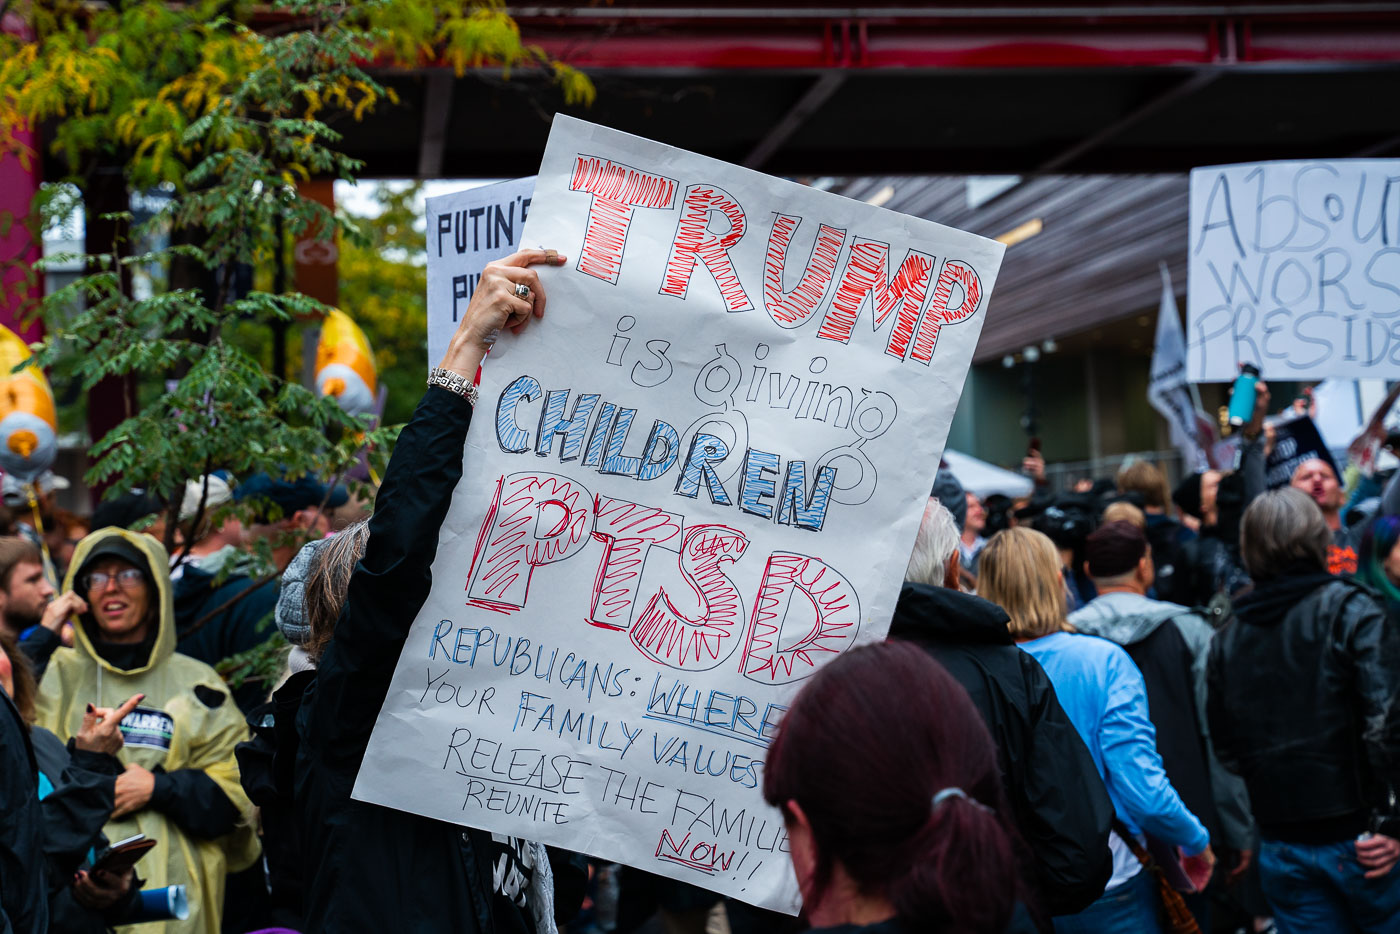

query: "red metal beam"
left=527, top=28, right=1229, bottom=68
left=503, top=4, right=1400, bottom=70
left=231, top=4, right=1400, bottom=71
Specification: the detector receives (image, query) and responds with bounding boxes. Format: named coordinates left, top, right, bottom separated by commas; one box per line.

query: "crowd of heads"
left=3, top=395, right=1399, bottom=934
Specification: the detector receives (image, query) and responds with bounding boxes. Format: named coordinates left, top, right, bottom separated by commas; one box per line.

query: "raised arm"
left=305, top=249, right=567, bottom=769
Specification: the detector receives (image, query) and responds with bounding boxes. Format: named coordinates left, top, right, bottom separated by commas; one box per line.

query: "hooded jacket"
left=1208, top=572, right=1400, bottom=842
left=1069, top=592, right=1252, bottom=851
left=889, top=583, right=1114, bottom=919
left=34, top=528, right=260, bottom=934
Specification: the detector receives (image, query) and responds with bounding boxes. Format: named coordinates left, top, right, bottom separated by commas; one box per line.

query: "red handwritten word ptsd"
left=568, top=155, right=985, bottom=365
left=464, top=473, right=860, bottom=684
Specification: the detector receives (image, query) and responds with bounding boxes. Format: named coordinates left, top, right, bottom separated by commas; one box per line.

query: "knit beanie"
left=275, top=536, right=334, bottom=646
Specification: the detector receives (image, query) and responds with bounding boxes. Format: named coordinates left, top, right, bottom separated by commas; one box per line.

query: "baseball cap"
left=235, top=471, right=349, bottom=519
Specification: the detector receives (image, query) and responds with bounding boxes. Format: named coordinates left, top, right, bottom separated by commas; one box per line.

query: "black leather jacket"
left=1207, top=572, right=1400, bottom=841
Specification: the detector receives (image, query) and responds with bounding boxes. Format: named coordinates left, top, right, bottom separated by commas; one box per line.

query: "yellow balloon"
left=314, top=309, right=378, bottom=416
left=0, top=323, right=57, bottom=480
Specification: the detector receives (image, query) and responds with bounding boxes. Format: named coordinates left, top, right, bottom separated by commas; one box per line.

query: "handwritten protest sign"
left=1187, top=159, right=1400, bottom=381
left=426, top=177, right=537, bottom=368
left=354, top=116, right=1004, bottom=912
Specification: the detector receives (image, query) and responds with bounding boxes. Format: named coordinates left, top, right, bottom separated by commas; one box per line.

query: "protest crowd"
left=0, top=240, right=1396, bottom=934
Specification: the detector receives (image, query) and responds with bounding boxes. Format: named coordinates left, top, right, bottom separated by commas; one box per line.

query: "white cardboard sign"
left=426, top=177, right=538, bottom=369
left=1187, top=159, right=1400, bottom=381
left=354, top=116, right=1004, bottom=913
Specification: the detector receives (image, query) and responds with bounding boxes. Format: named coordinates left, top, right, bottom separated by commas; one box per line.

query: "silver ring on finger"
left=514, top=283, right=531, bottom=299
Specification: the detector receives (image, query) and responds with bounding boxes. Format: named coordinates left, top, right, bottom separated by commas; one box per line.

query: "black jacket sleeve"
left=1343, top=590, right=1400, bottom=792
left=19, top=626, right=60, bottom=684
left=148, top=767, right=240, bottom=839
left=1206, top=632, right=1241, bottom=777
left=35, top=737, right=121, bottom=877
left=1017, top=653, right=1115, bottom=917
left=548, top=847, right=590, bottom=924
left=1, top=695, right=47, bottom=934
left=1238, top=436, right=1267, bottom=509
left=305, top=387, right=472, bottom=775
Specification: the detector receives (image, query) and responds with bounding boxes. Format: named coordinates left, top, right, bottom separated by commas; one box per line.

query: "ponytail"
left=889, top=790, right=1018, bottom=933
left=763, top=642, right=1025, bottom=932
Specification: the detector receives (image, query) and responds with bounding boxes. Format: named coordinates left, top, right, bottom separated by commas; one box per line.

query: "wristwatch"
left=427, top=367, right=479, bottom=406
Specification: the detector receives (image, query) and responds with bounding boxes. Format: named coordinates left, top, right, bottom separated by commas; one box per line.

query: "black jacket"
left=1144, top=513, right=1196, bottom=607
left=889, top=583, right=1114, bottom=919
left=1208, top=573, right=1400, bottom=842
left=236, top=668, right=315, bottom=929
left=295, top=387, right=505, bottom=932
left=293, top=388, right=586, bottom=932
left=174, top=563, right=279, bottom=714
left=0, top=691, right=45, bottom=934
left=32, top=727, right=140, bottom=933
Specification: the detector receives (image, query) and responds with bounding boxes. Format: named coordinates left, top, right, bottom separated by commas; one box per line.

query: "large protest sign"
left=354, top=116, right=1004, bottom=912
left=426, top=177, right=537, bottom=368
left=1187, top=160, right=1400, bottom=381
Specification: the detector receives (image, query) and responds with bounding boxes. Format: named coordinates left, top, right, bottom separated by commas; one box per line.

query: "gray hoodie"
left=1070, top=591, right=1254, bottom=850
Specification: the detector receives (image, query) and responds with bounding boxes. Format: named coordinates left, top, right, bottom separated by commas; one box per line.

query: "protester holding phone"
left=0, top=629, right=146, bottom=930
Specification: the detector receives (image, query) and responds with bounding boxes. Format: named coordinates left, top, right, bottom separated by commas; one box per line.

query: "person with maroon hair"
left=763, top=640, right=1032, bottom=933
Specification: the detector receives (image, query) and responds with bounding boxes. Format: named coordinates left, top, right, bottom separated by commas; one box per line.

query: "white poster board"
left=355, top=115, right=1004, bottom=913
left=426, top=177, right=538, bottom=368
left=1187, top=160, right=1400, bottom=381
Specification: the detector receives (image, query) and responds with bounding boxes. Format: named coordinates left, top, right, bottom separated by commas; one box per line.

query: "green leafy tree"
left=0, top=0, right=592, bottom=689
left=0, top=0, right=591, bottom=542
left=336, top=183, right=429, bottom=427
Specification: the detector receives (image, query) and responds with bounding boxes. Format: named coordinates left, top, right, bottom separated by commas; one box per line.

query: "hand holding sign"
left=357, top=117, right=1004, bottom=913
left=438, top=249, right=568, bottom=378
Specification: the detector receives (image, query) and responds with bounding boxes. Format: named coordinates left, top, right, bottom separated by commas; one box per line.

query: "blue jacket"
left=1021, top=632, right=1209, bottom=856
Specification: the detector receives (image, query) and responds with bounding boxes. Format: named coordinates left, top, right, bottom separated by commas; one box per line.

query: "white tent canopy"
left=943, top=449, right=1034, bottom=499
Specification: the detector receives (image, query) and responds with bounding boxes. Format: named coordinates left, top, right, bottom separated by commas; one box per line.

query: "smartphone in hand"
left=90, top=834, right=156, bottom=877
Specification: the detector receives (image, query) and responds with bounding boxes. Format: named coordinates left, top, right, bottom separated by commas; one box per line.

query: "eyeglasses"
left=85, top=569, right=146, bottom=592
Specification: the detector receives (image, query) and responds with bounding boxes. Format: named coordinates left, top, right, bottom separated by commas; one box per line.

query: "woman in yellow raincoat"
left=35, top=528, right=259, bottom=934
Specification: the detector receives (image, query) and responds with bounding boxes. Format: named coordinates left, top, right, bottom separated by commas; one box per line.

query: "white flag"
left=1148, top=263, right=1211, bottom=472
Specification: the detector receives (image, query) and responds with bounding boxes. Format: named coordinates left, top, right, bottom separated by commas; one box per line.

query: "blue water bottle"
left=1227, top=363, right=1261, bottom=427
